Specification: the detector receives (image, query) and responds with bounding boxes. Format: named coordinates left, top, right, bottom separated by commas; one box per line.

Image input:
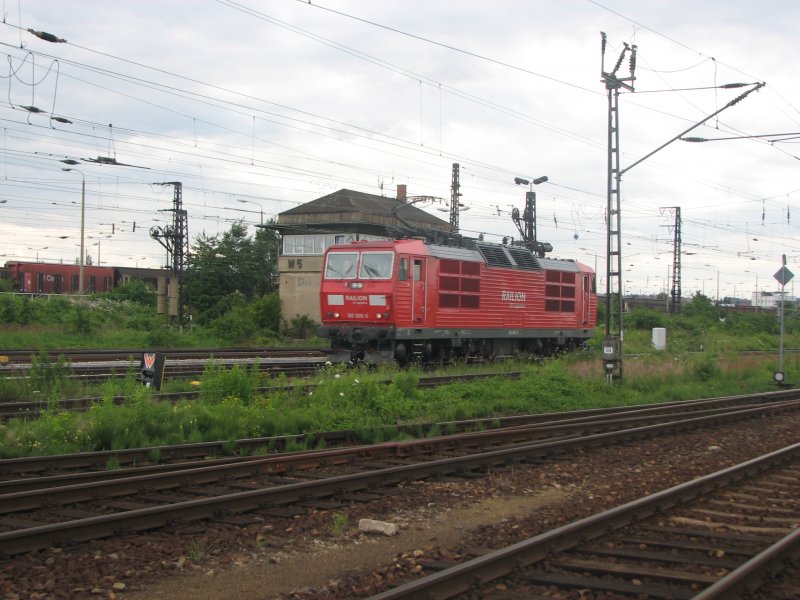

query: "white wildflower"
left=339, top=392, right=344, bottom=397
left=334, top=373, right=341, bottom=379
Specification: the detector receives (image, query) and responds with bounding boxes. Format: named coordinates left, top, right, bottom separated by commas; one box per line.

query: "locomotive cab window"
left=359, top=252, right=394, bottom=279
left=325, top=252, right=358, bottom=279
left=398, top=258, right=408, bottom=281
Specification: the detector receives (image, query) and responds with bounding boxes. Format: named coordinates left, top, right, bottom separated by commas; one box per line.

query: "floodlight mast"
left=512, top=176, right=549, bottom=256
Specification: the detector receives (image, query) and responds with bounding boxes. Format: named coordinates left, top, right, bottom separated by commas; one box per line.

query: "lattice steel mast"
left=150, top=182, right=189, bottom=328
left=450, top=163, right=461, bottom=231
left=600, top=32, right=636, bottom=382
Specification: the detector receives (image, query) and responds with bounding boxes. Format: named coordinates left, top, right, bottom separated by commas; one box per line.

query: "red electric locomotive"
left=318, top=238, right=596, bottom=364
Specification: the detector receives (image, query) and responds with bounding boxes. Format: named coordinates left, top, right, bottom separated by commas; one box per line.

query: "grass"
left=0, top=345, right=791, bottom=459
left=332, top=513, right=349, bottom=534
left=185, top=540, right=208, bottom=561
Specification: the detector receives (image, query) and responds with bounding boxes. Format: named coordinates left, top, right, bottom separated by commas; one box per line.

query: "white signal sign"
left=774, top=266, right=794, bottom=286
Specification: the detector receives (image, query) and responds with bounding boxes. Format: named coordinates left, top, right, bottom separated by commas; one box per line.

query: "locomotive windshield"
left=359, top=252, right=393, bottom=279
left=325, top=252, right=357, bottom=279
left=325, top=251, right=394, bottom=280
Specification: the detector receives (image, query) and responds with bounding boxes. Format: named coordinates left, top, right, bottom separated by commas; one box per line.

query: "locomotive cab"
left=318, top=243, right=402, bottom=364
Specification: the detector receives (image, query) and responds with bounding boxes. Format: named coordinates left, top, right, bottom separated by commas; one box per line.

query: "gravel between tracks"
left=3, top=411, right=799, bottom=600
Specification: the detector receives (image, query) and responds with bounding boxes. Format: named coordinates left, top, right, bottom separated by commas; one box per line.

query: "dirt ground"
left=124, top=489, right=567, bottom=600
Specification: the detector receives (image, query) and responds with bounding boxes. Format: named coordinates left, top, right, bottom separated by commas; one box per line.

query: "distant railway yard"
left=1, top=379, right=799, bottom=598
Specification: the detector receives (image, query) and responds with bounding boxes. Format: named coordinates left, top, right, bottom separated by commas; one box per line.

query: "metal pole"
left=62, top=168, right=86, bottom=295
left=80, top=177, right=85, bottom=293
left=779, top=283, right=785, bottom=376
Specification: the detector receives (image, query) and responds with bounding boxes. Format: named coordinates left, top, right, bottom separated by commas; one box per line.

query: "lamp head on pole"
left=514, top=175, right=548, bottom=187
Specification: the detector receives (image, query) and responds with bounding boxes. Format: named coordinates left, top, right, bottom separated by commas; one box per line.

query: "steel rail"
left=693, top=527, right=800, bottom=599
left=368, top=440, right=800, bottom=599
left=0, top=400, right=750, bottom=508
left=1, top=399, right=799, bottom=556
left=1, top=391, right=794, bottom=486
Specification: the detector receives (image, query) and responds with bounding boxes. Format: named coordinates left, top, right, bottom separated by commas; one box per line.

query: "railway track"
left=0, top=347, right=329, bottom=383
left=1, top=388, right=795, bottom=477
left=1, top=393, right=798, bottom=559
left=373, top=441, right=800, bottom=600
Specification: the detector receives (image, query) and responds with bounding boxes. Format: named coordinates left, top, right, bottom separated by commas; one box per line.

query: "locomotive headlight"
left=376, top=313, right=382, bottom=319
left=333, top=312, right=340, bottom=319
left=349, top=282, right=363, bottom=289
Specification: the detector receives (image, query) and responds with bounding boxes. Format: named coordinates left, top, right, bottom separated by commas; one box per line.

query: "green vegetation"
left=1, top=268, right=797, bottom=460
left=332, top=513, right=349, bottom=534
left=0, top=345, right=794, bottom=458
left=0, top=220, right=313, bottom=348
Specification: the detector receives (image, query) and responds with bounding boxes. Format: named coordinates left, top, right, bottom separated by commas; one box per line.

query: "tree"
left=251, top=224, right=281, bottom=296
left=186, top=220, right=281, bottom=323
left=681, top=293, right=720, bottom=323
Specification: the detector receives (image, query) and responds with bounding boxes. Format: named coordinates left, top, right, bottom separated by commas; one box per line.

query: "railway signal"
left=774, top=255, right=793, bottom=385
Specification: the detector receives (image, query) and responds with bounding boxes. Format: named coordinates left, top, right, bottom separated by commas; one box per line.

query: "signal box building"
left=272, top=186, right=453, bottom=326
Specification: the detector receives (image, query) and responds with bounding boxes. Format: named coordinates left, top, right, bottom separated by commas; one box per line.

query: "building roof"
left=275, top=188, right=452, bottom=237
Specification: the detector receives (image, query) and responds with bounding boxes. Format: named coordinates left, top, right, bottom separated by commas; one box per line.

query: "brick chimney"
left=396, top=184, right=407, bottom=202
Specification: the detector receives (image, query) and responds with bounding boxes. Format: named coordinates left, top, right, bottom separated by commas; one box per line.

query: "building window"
left=282, top=233, right=388, bottom=256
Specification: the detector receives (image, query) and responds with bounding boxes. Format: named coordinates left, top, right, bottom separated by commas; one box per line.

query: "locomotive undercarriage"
left=321, top=324, right=592, bottom=365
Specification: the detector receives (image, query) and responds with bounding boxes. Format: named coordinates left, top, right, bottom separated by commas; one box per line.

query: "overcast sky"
left=1, top=0, right=798, bottom=300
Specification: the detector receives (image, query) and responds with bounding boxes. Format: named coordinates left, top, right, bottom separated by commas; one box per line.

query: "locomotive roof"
left=430, top=242, right=585, bottom=272
left=329, top=238, right=588, bottom=273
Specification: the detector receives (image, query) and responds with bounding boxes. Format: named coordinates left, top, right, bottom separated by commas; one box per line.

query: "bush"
left=691, top=355, right=720, bottom=382
left=199, top=292, right=247, bottom=324
left=29, top=351, right=72, bottom=400
left=105, top=280, right=156, bottom=306
left=70, top=304, right=94, bottom=335
left=251, top=293, right=282, bottom=332
left=200, top=361, right=260, bottom=404
left=209, top=306, right=258, bottom=344
left=288, top=314, right=317, bottom=338
left=627, top=307, right=664, bottom=330
left=0, top=295, right=38, bottom=324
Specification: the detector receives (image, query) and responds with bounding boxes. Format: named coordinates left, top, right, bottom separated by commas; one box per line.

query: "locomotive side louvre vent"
left=476, top=243, right=513, bottom=268
left=505, top=247, right=541, bottom=271
left=438, top=258, right=481, bottom=310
